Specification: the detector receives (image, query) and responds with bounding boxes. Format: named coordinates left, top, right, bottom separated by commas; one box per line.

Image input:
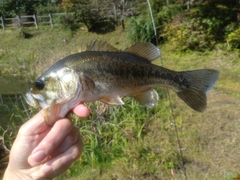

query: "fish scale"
left=66, top=52, right=176, bottom=87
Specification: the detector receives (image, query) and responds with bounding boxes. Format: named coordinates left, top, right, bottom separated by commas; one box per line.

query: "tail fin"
left=177, top=69, right=219, bottom=112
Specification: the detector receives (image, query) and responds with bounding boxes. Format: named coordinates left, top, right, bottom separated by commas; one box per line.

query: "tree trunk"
left=121, top=19, right=125, bottom=31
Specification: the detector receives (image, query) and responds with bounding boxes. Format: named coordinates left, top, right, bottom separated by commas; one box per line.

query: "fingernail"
left=42, top=164, right=53, bottom=174
left=31, top=150, right=47, bottom=162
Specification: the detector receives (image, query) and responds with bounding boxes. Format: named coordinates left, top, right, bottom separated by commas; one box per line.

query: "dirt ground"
left=172, top=91, right=240, bottom=180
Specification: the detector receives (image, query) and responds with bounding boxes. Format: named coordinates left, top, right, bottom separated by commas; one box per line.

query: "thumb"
left=18, top=110, right=50, bottom=136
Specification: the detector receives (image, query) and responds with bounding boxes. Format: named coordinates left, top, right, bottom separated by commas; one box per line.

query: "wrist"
left=3, top=165, right=52, bottom=180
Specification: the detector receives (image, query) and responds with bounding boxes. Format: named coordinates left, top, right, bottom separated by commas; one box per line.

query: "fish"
left=25, top=41, right=219, bottom=125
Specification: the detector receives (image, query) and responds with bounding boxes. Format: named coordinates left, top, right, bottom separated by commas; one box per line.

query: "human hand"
left=3, top=103, right=89, bottom=180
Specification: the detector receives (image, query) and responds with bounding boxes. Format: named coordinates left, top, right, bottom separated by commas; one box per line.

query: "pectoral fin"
left=131, top=89, right=159, bottom=108
left=79, top=73, right=95, bottom=92
left=99, top=96, right=124, bottom=106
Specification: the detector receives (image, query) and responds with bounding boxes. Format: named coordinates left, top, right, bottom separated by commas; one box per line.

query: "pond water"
left=0, top=75, right=32, bottom=128
left=0, top=75, right=30, bottom=94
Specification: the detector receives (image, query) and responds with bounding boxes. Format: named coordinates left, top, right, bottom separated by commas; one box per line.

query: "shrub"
left=128, top=4, right=183, bottom=44
left=163, top=17, right=216, bottom=51
left=35, top=4, right=62, bottom=15
left=128, top=15, right=156, bottom=44
left=226, top=28, right=240, bottom=49
left=60, top=13, right=80, bottom=31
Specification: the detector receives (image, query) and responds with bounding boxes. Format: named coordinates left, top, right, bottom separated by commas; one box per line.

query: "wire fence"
left=0, top=3, right=136, bottom=30
left=0, top=13, right=62, bottom=30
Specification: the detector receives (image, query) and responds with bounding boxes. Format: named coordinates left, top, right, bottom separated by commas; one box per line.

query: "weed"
left=1, top=24, right=240, bottom=180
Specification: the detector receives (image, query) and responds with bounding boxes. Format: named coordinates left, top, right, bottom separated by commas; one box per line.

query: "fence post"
left=17, top=15, right=21, bottom=28
left=0, top=16, right=5, bottom=30
left=33, top=14, right=38, bottom=29
left=49, top=13, right=53, bottom=28
left=113, top=3, right=117, bottom=21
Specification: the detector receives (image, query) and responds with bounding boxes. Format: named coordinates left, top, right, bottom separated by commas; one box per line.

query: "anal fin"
left=131, top=89, right=159, bottom=108
left=99, top=96, right=124, bottom=106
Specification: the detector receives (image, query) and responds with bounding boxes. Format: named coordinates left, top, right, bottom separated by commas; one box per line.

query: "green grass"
left=1, top=23, right=240, bottom=180
left=56, top=94, right=183, bottom=180
left=0, top=25, right=129, bottom=94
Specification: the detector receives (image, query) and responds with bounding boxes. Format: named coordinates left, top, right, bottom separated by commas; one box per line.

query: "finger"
left=72, top=103, right=90, bottom=118
left=50, top=127, right=80, bottom=157
left=28, top=118, right=73, bottom=166
left=19, top=110, right=50, bottom=136
left=41, top=136, right=83, bottom=176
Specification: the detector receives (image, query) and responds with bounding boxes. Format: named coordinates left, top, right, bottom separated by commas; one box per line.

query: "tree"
left=72, top=0, right=101, bottom=31
left=61, top=0, right=116, bottom=32
left=114, top=0, right=127, bottom=31
left=0, top=0, right=54, bottom=16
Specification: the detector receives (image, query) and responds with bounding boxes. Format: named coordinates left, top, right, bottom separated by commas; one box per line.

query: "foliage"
left=129, top=0, right=239, bottom=51
left=35, top=3, right=62, bottom=15
left=196, top=3, right=237, bottom=41
left=53, top=93, right=185, bottom=179
left=1, top=0, right=238, bottom=49
left=225, top=22, right=239, bottom=36
left=160, top=1, right=239, bottom=51
left=0, top=91, right=184, bottom=180
left=73, top=2, right=102, bottom=32
left=1, top=25, right=240, bottom=179
left=226, top=28, right=240, bottom=49
left=59, top=13, right=81, bottom=33
left=0, top=0, right=15, bottom=17
left=0, top=95, right=35, bottom=149
left=128, top=14, right=156, bottom=44
left=128, top=4, right=183, bottom=44
left=0, top=0, right=55, bottom=16
left=60, top=0, right=117, bottom=33
left=163, top=17, right=216, bottom=51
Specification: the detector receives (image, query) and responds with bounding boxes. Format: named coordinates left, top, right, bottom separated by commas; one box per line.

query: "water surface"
left=0, top=75, right=30, bottom=94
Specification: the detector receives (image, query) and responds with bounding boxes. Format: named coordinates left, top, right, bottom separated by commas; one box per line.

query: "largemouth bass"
left=25, top=41, right=219, bottom=125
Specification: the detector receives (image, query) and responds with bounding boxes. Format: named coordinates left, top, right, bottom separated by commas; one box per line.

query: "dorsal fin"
left=124, top=42, right=160, bottom=61
left=85, top=40, right=119, bottom=52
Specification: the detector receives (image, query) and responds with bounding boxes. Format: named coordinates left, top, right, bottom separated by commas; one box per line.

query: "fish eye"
left=35, top=80, right=45, bottom=90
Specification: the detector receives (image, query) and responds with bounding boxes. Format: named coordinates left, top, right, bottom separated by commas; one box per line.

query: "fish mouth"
left=25, top=92, right=64, bottom=126
left=24, top=96, right=60, bottom=126
left=24, top=92, right=39, bottom=108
